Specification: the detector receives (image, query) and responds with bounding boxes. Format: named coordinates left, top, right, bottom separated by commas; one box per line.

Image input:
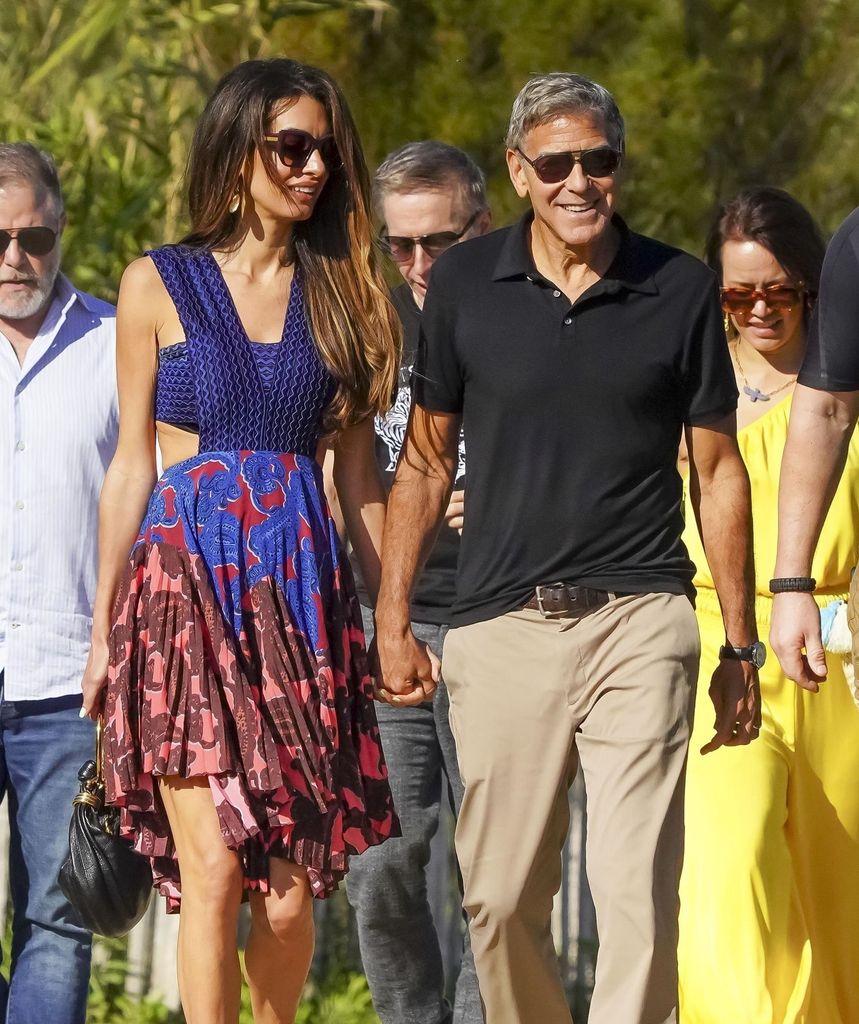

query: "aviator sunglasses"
left=263, top=129, right=341, bottom=170
left=720, top=283, right=805, bottom=315
left=379, top=209, right=482, bottom=263
left=0, top=226, right=57, bottom=257
left=516, top=145, right=621, bottom=184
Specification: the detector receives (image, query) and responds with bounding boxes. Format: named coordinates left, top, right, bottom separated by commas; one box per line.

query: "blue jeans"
left=346, top=613, right=483, bottom=1024
left=0, top=673, right=94, bottom=1024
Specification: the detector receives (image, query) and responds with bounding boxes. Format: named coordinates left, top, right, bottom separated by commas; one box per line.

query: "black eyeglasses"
left=0, top=226, right=57, bottom=257
left=379, top=210, right=482, bottom=263
left=516, top=146, right=621, bottom=184
left=263, top=129, right=341, bottom=170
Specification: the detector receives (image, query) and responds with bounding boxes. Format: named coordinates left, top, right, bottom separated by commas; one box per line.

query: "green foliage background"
left=3, top=1, right=855, bottom=1016
left=3, top=0, right=859, bottom=302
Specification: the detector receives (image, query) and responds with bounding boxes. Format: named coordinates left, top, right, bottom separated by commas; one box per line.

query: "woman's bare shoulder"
left=118, top=254, right=165, bottom=299
left=116, top=255, right=179, bottom=343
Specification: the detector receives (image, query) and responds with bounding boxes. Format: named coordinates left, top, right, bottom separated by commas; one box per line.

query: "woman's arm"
left=331, top=417, right=387, bottom=604
left=82, top=257, right=161, bottom=717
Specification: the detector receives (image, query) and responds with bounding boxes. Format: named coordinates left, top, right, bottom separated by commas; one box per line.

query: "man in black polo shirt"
left=346, top=141, right=490, bottom=1024
left=375, top=75, right=761, bottom=1024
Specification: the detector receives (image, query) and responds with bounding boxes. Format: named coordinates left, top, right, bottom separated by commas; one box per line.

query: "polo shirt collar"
left=492, top=210, right=659, bottom=295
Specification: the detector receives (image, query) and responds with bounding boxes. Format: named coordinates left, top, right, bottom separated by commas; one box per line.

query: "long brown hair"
left=181, top=58, right=400, bottom=430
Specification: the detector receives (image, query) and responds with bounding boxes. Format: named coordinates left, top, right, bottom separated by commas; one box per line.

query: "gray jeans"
left=346, top=610, right=483, bottom=1024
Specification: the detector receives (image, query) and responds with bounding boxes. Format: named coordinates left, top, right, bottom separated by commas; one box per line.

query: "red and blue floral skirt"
left=104, top=450, right=398, bottom=910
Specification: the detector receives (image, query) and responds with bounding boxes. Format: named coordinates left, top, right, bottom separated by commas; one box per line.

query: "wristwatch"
left=719, top=641, right=767, bottom=669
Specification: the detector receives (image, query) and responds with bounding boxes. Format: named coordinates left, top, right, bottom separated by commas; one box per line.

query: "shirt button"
left=15, top=441, right=25, bottom=451
left=10, top=622, right=20, bottom=629
left=553, top=289, right=561, bottom=298
left=14, top=501, right=24, bottom=510
left=564, top=317, right=572, bottom=325
left=13, top=562, right=23, bottom=572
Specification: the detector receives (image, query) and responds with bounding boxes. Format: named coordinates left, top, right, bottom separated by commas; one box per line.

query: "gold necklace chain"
left=733, top=341, right=797, bottom=403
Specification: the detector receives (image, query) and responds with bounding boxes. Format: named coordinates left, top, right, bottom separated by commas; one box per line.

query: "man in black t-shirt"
left=346, top=141, right=490, bottom=1024
left=375, top=77, right=760, bottom=1024
left=772, top=209, right=859, bottom=688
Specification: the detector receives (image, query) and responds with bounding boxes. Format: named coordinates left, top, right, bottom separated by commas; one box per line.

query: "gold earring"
left=723, top=312, right=732, bottom=336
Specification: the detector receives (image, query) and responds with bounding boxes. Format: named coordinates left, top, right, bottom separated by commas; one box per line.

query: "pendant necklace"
left=733, top=342, right=796, bottom=403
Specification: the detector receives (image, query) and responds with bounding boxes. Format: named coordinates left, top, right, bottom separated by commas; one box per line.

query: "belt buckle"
left=535, top=582, right=568, bottom=617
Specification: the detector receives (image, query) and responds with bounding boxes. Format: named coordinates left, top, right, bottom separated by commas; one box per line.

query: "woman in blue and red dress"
left=81, top=59, right=404, bottom=1023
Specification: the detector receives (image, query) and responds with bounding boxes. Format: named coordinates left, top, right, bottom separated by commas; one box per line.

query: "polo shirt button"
left=564, top=317, right=572, bottom=325
left=13, top=562, right=23, bottom=572
left=553, top=289, right=561, bottom=298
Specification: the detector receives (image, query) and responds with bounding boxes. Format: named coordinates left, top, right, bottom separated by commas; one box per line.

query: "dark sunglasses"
left=379, top=210, right=482, bottom=263
left=516, top=145, right=621, bottom=184
left=0, top=226, right=57, bottom=257
left=721, top=284, right=805, bottom=315
left=263, top=129, right=340, bottom=170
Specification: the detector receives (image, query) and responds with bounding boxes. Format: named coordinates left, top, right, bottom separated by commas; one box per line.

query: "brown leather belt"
left=524, top=583, right=624, bottom=617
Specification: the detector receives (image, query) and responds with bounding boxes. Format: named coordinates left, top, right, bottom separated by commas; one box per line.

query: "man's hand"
left=701, top=659, right=761, bottom=754
left=443, top=489, right=465, bottom=534
left=770, top=591, right=827, bottom=692
left=373, top=626, right=440, bottom=707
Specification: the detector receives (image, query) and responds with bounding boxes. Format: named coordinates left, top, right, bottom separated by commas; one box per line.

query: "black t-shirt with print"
left=358, top=283, right=464, bottom=624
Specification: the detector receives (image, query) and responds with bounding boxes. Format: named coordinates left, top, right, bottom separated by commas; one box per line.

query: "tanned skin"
left=770, top=384, right=859, bottom=690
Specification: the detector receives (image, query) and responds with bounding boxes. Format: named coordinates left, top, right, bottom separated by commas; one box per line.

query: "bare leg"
left=245, top=858, right=315, bottom=1023
left=159, top=777, right=244, bottom=1024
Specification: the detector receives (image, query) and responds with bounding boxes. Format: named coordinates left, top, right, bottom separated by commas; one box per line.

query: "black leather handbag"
left=58, top=717, right=153, bottom=937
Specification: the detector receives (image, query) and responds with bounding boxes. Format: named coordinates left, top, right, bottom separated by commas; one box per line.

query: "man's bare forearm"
left=375, top=461, right=451, bottom=632
left=775, top=385, right=858, bottom=577
left=691, top=449, right=756, bottom=644
left=376, top=408, right=460, bottom=631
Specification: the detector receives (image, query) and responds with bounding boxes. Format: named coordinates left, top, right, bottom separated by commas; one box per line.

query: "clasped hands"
left=371, top=629, right=440, bottom=707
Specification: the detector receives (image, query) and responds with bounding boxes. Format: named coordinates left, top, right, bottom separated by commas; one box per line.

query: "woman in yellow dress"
left=678, top=187, right=859, bottom=1023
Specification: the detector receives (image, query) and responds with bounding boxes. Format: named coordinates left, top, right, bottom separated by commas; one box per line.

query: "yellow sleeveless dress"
left=678, top=395, right=859, bottom=1023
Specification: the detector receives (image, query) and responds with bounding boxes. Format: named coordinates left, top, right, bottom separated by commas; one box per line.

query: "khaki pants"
left=442, top=592, right=700, bottom=1024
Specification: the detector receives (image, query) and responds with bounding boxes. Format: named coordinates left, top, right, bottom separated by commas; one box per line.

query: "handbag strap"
left=95, top=715, right=104, bottom=782
left=71, top=716, right=105, bottom=810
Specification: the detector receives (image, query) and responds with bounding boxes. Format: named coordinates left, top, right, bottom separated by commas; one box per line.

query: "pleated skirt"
left=104, top=450, right=398, bottom=910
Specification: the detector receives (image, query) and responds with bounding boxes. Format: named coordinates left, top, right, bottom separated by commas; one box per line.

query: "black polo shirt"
left=798, top=207, right=859, bottom=391
left=412, top=212, right=738, bottom=627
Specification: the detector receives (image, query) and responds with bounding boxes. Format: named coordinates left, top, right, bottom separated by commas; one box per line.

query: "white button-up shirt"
left=0, top=275, right=118, bottom=701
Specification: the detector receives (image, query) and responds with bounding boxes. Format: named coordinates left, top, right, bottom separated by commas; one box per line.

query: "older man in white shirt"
left=0, top=143, right=117, bottom=1024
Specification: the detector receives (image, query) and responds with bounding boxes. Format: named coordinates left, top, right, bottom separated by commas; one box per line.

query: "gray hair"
left=373, top=140, right=488, bottom=219
left=0, top=143, right=64, bottom=213
left=505, top=73, right=625, bottom=154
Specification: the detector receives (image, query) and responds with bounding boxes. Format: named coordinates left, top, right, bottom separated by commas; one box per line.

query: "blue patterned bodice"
left=149, top=245, right=335, bottom=456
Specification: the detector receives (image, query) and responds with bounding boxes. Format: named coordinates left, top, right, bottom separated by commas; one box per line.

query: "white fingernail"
left=79, top=708, right=87, bottom=718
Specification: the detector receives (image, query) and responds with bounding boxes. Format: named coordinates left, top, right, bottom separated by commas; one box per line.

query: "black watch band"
left=719, top=641, right=767, bottom=669
left=769, top=576, right=816, bottom=594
